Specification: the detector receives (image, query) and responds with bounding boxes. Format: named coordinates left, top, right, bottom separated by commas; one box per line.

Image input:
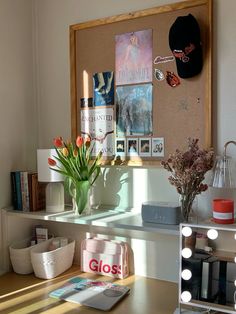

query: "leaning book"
left=49, top=277, right=130, bottom=311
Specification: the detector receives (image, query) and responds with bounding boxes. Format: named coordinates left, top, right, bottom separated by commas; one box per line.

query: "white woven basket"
left=9, top=238, right=35, bottom=275
left=30, top=237, right=75, bottom=279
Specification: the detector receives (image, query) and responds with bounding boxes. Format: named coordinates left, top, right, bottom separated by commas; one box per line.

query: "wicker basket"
left=30, top=237, right=75, bottom=279
left=9, top=238, right=35, bottom=274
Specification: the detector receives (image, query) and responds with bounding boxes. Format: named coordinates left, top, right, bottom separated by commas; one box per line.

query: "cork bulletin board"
left=70, top=0, right=212, bottom=166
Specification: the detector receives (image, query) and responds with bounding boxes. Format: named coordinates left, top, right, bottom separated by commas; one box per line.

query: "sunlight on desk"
left=0, top=266, right=178, bottom=314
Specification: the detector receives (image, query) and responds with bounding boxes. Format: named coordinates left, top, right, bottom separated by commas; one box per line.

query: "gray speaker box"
left=141, top=201, right=182, bottom=225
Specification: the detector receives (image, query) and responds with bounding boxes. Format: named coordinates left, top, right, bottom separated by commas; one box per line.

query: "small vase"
left=71, top=180, right=91, bottom=216
left=179, top=194, right=198, bottom=223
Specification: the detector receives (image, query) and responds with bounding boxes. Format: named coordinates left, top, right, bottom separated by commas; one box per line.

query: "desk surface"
left=0, top=266, right=178, bottom=314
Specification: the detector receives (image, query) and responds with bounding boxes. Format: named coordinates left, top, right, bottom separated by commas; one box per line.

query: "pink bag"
left=81, top=237, right=129, bottom=279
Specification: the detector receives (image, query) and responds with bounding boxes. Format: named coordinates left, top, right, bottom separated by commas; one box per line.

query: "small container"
left=30, top=237, right=75, bottom=279
left=213, top=199, right=234, bottom=224
left=9, top=238, right=35, bottom=274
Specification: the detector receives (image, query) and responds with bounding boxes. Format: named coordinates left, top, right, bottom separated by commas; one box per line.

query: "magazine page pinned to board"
left=49, top=276, right=130, bottom=311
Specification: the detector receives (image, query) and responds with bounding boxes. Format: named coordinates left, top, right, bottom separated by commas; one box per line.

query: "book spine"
left=22, top=171, right=30, bottom=211
left=31, top=173, right=38, bottom=211
left=28, top=172, right=33, bottom=211
left=10, top=172, right=18, bottom=210
left=15, top=171, right=22, bottom=210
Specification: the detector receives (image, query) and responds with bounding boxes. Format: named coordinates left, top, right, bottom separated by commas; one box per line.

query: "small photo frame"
left=139, top=138, right=151, bottom=157
left=115, top=138, right=126, bottom=157
left=127, top=138, right=139, bottom=156
left=152, top=137, right=164, bottom=157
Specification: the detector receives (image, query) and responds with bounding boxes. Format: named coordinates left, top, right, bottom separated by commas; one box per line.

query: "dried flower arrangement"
left=161, top=138, right=214, bottom=222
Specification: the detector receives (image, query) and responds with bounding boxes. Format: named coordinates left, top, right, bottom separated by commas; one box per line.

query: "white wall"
left=0, top=0, right=37, bottom=207
left=0, top=0, right=37, bottom=272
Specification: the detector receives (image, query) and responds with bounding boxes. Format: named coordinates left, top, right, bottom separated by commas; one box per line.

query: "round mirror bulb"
left=182, top=248, right=192, bottom=259
left=181, top=291, right=192, bottom=302
left=181, top=269, right=192, bottom=280
left=182, top=227, right=192, bottom=237
left=207, top=229, right=218, bottom=240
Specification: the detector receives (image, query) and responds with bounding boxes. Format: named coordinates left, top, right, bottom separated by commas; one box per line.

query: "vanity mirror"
left=180, top=223, right=236, bottom=314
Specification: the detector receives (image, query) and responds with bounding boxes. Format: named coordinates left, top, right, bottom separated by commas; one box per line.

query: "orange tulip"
left=84, top=136, right=91, bottom=148
left=76, top=136, right=84, bottom=148
left=73, top=149, right=78, bottom=157
left=53, top=136, right=63, bottom=148
left=48, top=158, right=56, bottom=166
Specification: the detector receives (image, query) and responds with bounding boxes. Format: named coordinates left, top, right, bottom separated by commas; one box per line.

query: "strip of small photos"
left=115, top=137, right=164, bottom=158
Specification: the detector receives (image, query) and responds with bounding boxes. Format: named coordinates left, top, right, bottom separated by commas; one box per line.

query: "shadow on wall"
left=93, top=167, right=130, bottom=208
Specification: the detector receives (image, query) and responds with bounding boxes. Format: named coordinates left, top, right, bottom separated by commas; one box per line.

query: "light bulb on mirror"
left=207, top=229, right=218, bottom=240
left=182, top=226, right=192, bottom=237
left=182, top=248, right=192, bottom=259
left=181, top=269, right=192, bottom=280
left=181, top=291, right=192, bottom=302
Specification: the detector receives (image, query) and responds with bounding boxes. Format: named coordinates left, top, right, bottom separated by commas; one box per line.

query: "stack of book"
left=10, top=171, right=46, bottom=211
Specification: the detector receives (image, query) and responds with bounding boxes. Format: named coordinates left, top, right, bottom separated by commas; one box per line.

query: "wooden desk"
left=0, top=266, right=178, bottom=314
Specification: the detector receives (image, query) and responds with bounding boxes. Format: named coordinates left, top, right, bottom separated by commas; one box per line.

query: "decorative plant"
left=48, top=136, right=102, bottom=215
left=161, top=138, right=214, bottom=222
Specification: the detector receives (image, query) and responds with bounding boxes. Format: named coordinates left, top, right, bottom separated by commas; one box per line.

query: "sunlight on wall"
left=131, top=238, right=147, bottom=276
left=132, top=168, right=148, bottom=209
left=83, top=70, right=89, bottom=98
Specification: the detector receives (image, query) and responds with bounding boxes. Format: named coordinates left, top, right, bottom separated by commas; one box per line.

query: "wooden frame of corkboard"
left=70, top=0, right=213, bottom=166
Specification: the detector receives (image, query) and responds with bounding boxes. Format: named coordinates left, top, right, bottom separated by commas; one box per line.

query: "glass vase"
left=71, top=180, right=91, bottom=216
left=179, top=194, right=198, bottom=223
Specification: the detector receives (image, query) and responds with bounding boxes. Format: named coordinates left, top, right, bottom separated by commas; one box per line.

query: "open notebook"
left=49, top=277, right=130, bottom=311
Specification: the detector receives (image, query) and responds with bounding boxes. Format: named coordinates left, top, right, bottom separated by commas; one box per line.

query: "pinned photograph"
left=127, top=138, right=139, bottom=156
left=115, top=29, right=152, bottom=85
left=93, top=71, right=114, bottom=106
left=115, top=138, right=126, bottom=157
left=152, top=137, right=164, bottom=157
left=139, top=138, right=151, bottom=157
left=116, top=83, right=153, bottom=136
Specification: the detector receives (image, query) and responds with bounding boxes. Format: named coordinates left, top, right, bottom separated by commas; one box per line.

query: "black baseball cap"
left=169, top=14, right=203, bottom=79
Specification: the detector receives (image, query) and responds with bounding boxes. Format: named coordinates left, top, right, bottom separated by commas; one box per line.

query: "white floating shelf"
left=4, top=207, right=179, bottom=236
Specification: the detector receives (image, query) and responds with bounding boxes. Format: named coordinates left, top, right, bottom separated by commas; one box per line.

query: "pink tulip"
left=53, top=137, right=63, bottom=148
left=76, top=136, right=84, bottom=148
left=48, top=158, right=56, bottom=166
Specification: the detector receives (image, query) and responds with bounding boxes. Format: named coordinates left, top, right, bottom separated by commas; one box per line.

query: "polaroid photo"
left=139, top=138, right=151, bottom=157
left=127, top=138, right=139, bottom=157
left=152, top=137, right=164, bottom=157
left=115, top=138, right=126, bottom=157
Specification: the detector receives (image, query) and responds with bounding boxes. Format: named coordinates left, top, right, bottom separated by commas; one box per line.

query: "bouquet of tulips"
left=48, top=135, right=102, bottom=214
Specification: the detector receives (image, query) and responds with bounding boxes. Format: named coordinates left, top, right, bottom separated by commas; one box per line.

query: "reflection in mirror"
left=181, top=225, right=236, bottom=313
